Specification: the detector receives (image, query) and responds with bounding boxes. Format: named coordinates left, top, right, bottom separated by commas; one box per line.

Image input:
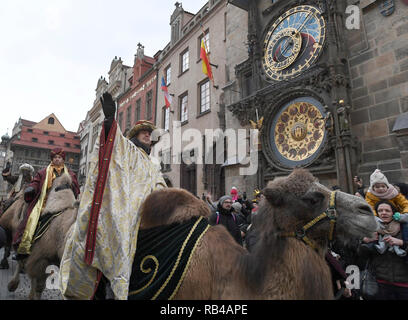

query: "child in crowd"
left=366, top=169, right=408, bottom=261
left=365, top=169, right=408, bottom=216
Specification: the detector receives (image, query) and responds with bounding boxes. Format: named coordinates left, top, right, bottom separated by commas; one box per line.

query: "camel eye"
left=301, top=192, right=325, bottom=207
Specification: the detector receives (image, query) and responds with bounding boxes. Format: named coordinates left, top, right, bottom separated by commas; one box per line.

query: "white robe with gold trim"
left=59, top=125, right=166, bottom=300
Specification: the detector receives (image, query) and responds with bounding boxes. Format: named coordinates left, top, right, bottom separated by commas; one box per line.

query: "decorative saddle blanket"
left=32, top=211, right=64, bottom=243
left=128, top=216, right=210, bottom=300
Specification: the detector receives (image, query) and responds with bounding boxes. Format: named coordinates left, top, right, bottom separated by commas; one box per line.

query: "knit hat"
left=232, top=202, right=242, bottom=213
left=370, top=169, right=390, bottom=189
left=218, top=195, right=232, bottom=206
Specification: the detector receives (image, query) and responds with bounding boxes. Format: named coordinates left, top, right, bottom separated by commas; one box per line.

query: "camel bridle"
left=279, top=191, right=337, bottom=251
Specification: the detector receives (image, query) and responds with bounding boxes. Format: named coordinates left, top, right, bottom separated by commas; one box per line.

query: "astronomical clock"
left=262, top=5, right=326, bottom=82
left=260, top=5, right=328, bottom=169
left=270, top=97, right=327, bottom=167
left=228, top=0, right=355, bottom=191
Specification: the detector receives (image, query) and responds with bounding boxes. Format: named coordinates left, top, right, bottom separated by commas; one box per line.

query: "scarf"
left=378, top=220, right=400, bottom=237
left=130, top=136, right=151, bottom=155
left=368, top=184, right=399, bottom=200
left=46, top=164, right=66, bottom=190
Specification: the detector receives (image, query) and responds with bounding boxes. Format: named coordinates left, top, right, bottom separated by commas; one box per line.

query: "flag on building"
left=161, top=76, right=172, bottom=108
left=200, top=38, right=213, bottom=82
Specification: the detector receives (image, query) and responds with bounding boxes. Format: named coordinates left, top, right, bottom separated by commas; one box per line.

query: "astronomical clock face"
left=262, top=5, right=326, bottom=81
left=270, top=97, right=327, bottom=167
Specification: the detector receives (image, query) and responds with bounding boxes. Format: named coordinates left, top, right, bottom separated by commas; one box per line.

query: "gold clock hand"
left=297, top=12, right=312, bottom=33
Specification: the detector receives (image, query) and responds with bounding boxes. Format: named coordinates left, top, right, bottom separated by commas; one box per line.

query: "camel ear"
left=301, top=192, right=325, bottom=208
left=263, top=188, right=285, bottom=207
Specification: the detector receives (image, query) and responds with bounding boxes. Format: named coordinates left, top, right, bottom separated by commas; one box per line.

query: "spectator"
left=354, top=176, right=367, bottom=199
left=231, top=202, right=249, bottom=240
left=230, top=187, right=238, bottom=202
left=359, top=200, right=408, bottom=300
left=209, top=195, right=243, bottom=246
left=394, top=183, right=408, bottom=199
left=365, top=169, right=408, bottom=216
left=372, top=201, right=407, bottom=257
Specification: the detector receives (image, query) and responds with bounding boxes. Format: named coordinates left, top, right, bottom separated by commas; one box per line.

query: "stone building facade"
left=346, top=0, right=408, bottom=185
left=224, top=0, right=408, bottom=194
left=155, top=1, right=238, bottom=198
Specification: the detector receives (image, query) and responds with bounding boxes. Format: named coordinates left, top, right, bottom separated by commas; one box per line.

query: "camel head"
left=42, top=173, right=76, bottom=215
left=260, top=168, right=377, bottom=247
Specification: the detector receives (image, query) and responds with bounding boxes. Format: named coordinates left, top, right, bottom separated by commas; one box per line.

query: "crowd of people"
left=0, top=92, right=407, bottom=300
left=201, top=169, right=408, bottom=300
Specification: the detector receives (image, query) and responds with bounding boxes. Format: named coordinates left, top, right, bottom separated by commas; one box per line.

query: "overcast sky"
left=0, top=0, right=206, bottom=135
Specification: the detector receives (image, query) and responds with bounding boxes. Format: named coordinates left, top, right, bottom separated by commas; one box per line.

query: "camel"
left=0, top=199, right=12, bottom=269
left=1, top=168, right=377, bottom=300
left=137, top=168, right=377, bottom=299
left=0, top=173, right=78, bottom=299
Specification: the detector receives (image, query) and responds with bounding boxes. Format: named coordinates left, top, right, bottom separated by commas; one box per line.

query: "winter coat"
left=365, top=192, right=408, bottom=216
left=358, top=231, right=408, bottom=284
left=209, top=205, right=243, bottom=246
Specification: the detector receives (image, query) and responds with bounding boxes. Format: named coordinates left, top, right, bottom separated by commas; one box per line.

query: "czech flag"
left=161, top=76, right=172, bottom=108
left=200, top=39, right=213, bottom=81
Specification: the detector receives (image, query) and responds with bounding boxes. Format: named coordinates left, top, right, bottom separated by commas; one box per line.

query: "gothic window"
left=48, top=117, right=55, bottom=125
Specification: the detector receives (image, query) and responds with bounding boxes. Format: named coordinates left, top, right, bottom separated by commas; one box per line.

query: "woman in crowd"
left=359, top=200, right=408, bottom=300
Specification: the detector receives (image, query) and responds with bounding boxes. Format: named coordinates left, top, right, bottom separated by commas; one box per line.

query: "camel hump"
left=139, top=188, right=211, bottom=229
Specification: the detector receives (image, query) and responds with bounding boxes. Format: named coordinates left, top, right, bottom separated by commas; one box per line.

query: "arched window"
left=48, top=117, right=55, bottom=125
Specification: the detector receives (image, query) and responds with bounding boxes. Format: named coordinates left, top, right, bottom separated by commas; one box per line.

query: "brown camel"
left=2, top=168, right=377, bottom=300
left=0, top=173, right=78, bottom=299
left=138, top=168, right=377, bottom=299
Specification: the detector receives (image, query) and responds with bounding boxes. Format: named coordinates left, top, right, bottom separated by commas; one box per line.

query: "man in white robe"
left=59, top=93, right=166, bottom=299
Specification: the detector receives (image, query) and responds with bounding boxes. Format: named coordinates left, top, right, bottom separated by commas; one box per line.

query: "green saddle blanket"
left=128, top=216, right=209, bottom=300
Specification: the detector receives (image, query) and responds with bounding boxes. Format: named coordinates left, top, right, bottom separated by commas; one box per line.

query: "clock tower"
left=227, top=0, right=356, bottom=192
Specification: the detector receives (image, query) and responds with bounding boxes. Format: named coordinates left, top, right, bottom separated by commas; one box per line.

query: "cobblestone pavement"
left=0, top=248, right=62, bottom=300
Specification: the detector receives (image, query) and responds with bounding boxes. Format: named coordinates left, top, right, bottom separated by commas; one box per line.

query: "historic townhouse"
left=78, top=57, right=132, bottom=183
left=117, top=44, right=159, bottom=135
left=155, top=1, right=247, bottom=198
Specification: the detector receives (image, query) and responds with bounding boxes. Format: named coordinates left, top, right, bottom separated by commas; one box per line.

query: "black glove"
left=2, top=162, right=11, bottom=175
left=24, top=186, right=35, bottom=197
left=100, top=92, right=116, bottom=120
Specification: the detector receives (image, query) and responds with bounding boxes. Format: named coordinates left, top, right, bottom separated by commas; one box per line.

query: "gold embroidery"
left=169, top=223, right=210, bottom=300
left=129, top=255, right=159, bottom=295
left=152, top=216, right=204, bottom=300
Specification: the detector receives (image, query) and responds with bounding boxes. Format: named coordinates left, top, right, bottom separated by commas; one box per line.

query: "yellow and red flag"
left=200, top=38, right=213, bottom=82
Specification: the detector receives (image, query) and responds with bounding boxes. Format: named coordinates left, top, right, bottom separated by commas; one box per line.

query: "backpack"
left=215, top=211, right=236, bottom=224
